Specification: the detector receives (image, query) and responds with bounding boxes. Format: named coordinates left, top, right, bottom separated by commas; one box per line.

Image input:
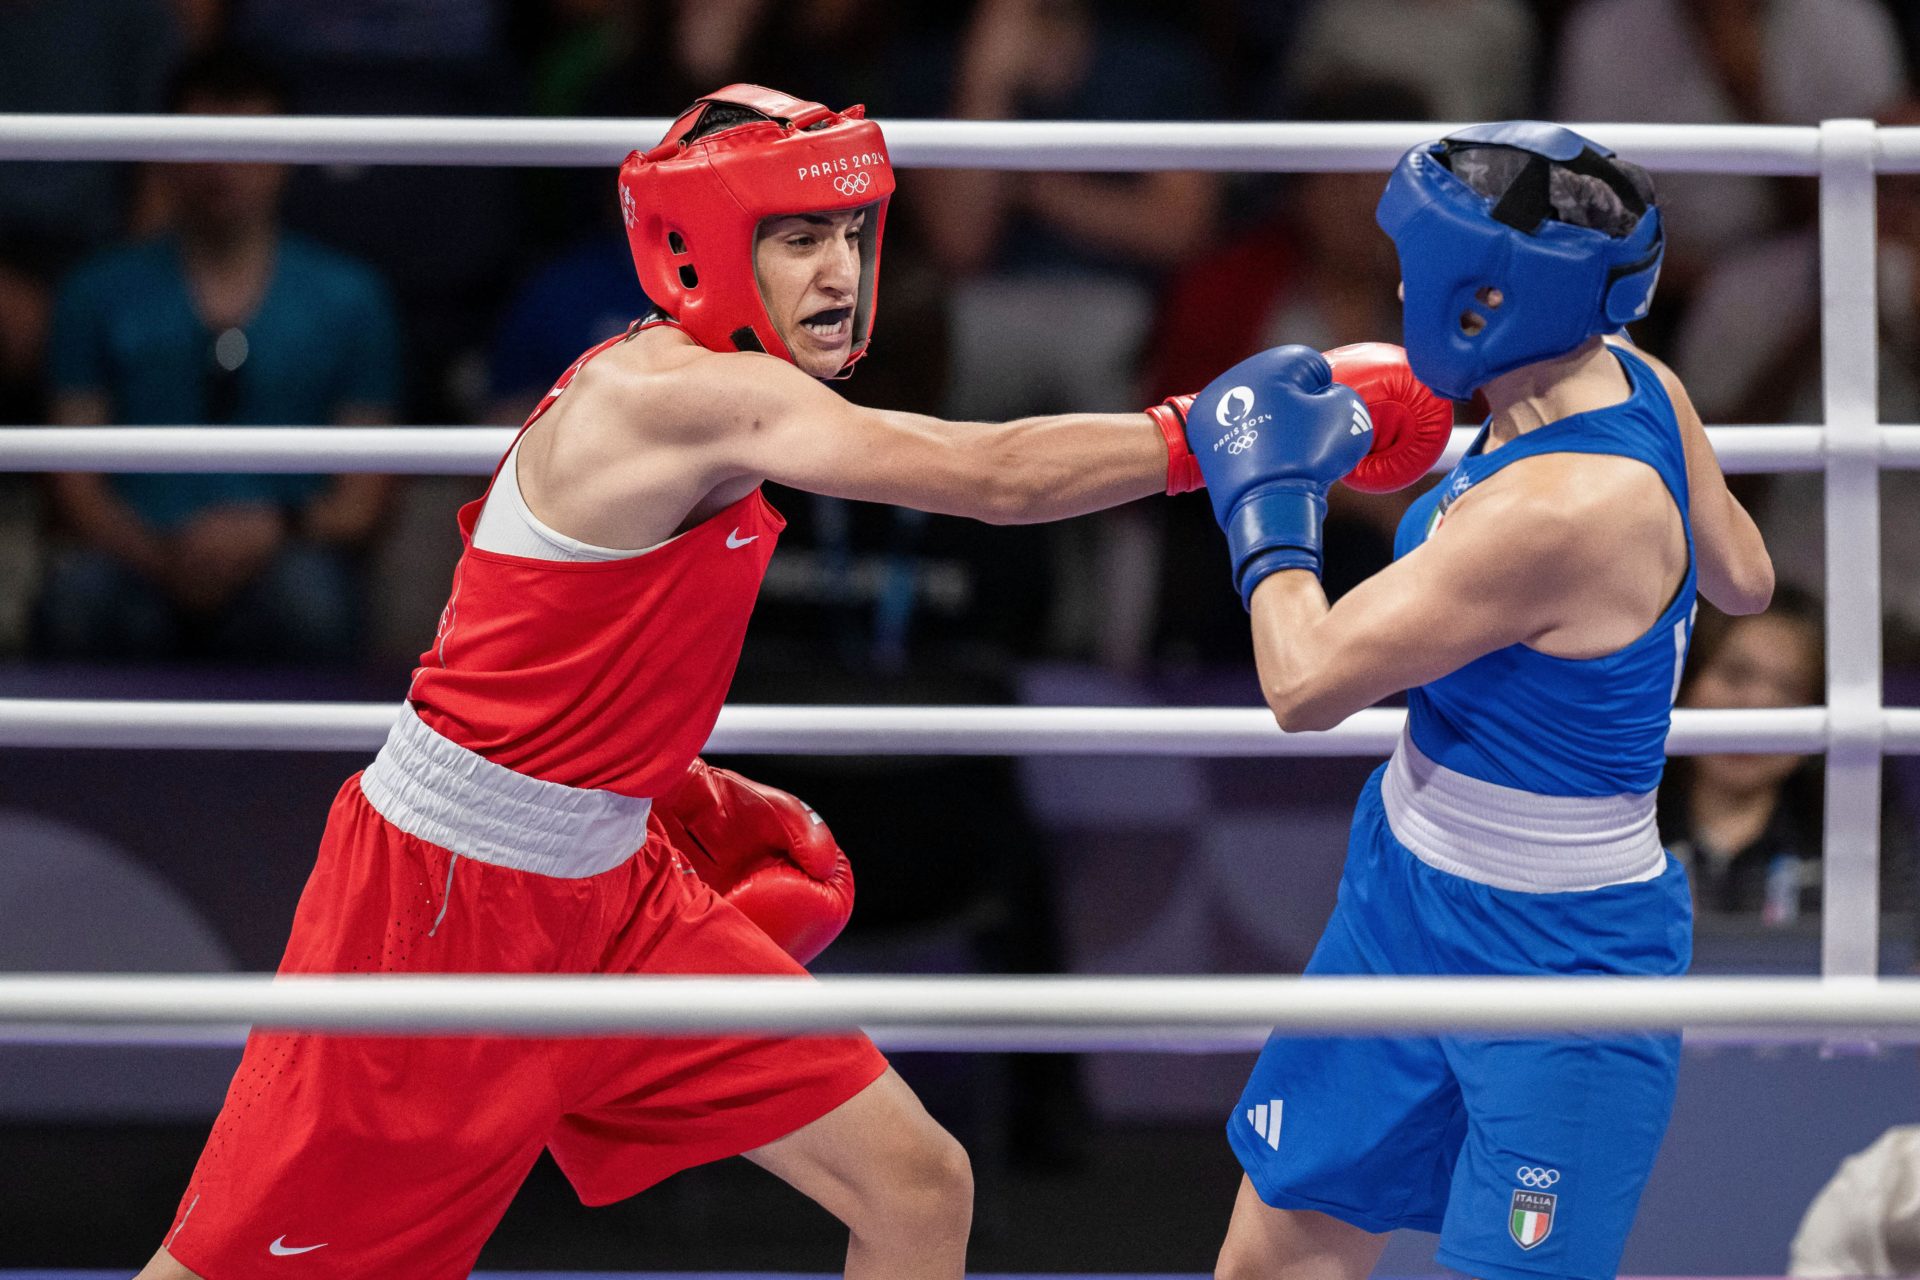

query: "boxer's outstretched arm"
left=1251, top=461, right=1653, bottom=732
left=682, top=350, right=1168, bottom=523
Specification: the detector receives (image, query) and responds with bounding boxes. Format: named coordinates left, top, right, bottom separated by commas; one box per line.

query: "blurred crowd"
left=4, top=0, right=1919, bottom=940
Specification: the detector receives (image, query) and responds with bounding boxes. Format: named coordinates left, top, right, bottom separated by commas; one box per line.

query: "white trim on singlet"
left=359, top=705, right=652, bottom=878
left=1380, top=731, right=1666, bottom=893
left=470, top=436, right=668, bottom=562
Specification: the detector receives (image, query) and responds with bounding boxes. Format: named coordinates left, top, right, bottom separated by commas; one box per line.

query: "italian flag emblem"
left=1509, top=1190, right=1555, bottom=1250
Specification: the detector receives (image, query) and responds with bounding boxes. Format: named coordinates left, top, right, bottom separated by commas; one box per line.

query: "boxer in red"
left=140, top=85, right=1451, bottom=1280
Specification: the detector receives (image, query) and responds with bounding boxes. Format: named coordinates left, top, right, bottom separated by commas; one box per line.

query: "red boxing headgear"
left=618, top=85, right=895, bottom=376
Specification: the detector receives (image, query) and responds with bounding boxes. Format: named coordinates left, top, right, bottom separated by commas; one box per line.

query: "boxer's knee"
left=855, top=1119, right=972, bottom=1247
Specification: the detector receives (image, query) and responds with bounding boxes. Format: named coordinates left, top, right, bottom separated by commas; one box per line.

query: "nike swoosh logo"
left=725, top=529, right=759, bottom=549
left=269, top=1237, right=328, bottom=1256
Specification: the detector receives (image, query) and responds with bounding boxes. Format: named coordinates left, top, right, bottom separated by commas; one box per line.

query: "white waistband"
left=359, top=705, right=651, bottom=878
left=1380, top=732, right=1665, bottom=893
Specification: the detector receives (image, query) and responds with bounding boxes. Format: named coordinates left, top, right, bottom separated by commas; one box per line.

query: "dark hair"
left=683, top=102, right=774, bottom=142
left=165, top=49, right=290, bottom=115
left=1445, top=144, right=1657, bottom=239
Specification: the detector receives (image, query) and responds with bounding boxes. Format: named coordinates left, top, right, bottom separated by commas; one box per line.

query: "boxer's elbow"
left=1270, top=698, right=1345, bottom=735
left=1264, top=666, right=1346, bottom=734
left=1707, top=548, right=1775, bottom=616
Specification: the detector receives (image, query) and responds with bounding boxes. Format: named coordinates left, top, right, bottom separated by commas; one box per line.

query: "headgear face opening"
left=1375, top=120, right=1664, bottom=402
left=618, top=85, right=896, bottom=377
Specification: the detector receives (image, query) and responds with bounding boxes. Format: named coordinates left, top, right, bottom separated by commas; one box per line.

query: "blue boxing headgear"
left=1375, top=121, right=1664, bottom=402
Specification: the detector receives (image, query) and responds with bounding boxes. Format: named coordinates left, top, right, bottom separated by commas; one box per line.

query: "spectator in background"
left=1790, top=1126, right=1920, bottom=1276
left=917, top=0, right=1223, bottom=669
left=1553, top=0, right=1907, bottom=294
left=1273, top=0, right=1538, bottom=121
left=233, top=0, right=519, bottom=422
left=1672, top=101, right=1920, bottom=638
left=1660, top=589, right=1915, bottom=925
left=485, top=235, right=650, bottom=426
left=0, top=0, right=183, bottom=424
left=1660, top=590, right=1825, bottom=922
left=37, top=51, right=401, bottom=666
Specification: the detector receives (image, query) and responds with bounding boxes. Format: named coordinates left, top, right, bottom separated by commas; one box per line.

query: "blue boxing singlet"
left=1383, top=344, right=1696, bottom=889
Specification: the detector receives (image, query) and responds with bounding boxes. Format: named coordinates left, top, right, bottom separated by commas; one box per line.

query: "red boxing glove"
left=1145, top=394, right=1204, bottom=495
left=653, top=758, right=854, bottom=965
left=1325, top=342, right=1454, bottom=494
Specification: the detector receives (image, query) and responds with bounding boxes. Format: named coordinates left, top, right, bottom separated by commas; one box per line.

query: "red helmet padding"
left=618, top=84, right=895, bottom=375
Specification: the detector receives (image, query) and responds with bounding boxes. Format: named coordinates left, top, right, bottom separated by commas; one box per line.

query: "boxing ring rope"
left=0, top=117, right=1906, bottom=1040
left=2, top=975, right=1920, bottom=1050
left=0, top=702, right=1839, bottom=754
left=0, top=424, right=1857, bottom=473
left=0, top=115, right=1868, bottom=172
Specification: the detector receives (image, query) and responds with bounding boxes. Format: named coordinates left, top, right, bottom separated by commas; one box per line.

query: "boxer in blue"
left=1186, top=124, right=1777, bottom=1279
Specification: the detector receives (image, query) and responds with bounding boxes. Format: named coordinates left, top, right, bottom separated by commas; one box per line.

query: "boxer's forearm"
left=957, top=411, right=1168, bottom=524
left=1249, top=571, right=1343, bottom=732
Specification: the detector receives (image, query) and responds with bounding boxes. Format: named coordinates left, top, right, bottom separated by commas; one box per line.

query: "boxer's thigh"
left=548, top=862, right=888, bottom=1205
left=1435, top=1030, right=1681, bottom=1280
left=167, top=782, right=574, bottom=1279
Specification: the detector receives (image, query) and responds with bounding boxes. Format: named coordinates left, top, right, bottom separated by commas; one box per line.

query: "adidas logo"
left=1246, top=1099, right=1283, bottom=1149
left=1349, top=403, right=1373, bottom=436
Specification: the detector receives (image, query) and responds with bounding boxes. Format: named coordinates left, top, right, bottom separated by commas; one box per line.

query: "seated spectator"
left=0, top=0, right=182, bottom=424
left=1659, top=590, right=1915, bottom=924
left=919, top=0, right=1222, bottom=418
left=484, top=202, right=654, bottom=426
left=915, top=0, right=1224, bottom=669
left=1790, top=1126, right=1920, bottom=1276
left=1672, top=101, right=1920, bottom=636
left=36, top=51, right=401, bottom=667
left=1552, top=0, right=1908, bottom=296
left=485, top=232, right=649, bottom=426
left=1660, top=592, right=1824, bottom=922
left=1274, top=0, right=1538, bottom=122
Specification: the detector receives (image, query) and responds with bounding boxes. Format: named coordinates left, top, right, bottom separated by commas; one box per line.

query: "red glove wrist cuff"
left=1147, top=396, right=1204, bottom=495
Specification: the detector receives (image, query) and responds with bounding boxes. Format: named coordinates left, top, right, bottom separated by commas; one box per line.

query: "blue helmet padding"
left=1442, top=120, right=1609, bottom=163
left=1376, top=121, right=1664, bottom=401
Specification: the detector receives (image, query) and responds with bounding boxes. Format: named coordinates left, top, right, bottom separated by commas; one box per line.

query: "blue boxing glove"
left=1186, top=345, right=1375, bottom=607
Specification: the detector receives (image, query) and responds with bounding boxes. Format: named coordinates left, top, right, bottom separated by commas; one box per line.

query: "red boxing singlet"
left=407, top=333, right=784, bottom=798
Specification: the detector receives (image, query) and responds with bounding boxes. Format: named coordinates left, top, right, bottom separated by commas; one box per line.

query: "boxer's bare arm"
left=1606, top=339, right=1773, bottom=615
left=671, top=346, right=1168, bottom=523
left=1250, top=455, right=1683, bottom=732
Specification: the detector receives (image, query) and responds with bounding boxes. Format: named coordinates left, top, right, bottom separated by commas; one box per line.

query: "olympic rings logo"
left=834, top=172, right=872, bottom=197
left=1516, top=1167, right=1560, bottom=1188
left=1227, top=432, right=1258, bottom=454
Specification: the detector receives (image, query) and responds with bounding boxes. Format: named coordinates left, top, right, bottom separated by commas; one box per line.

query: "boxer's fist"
left=1326, top=343, right=1453, bottom=494
left=1186, top=345, right=1373, bottom=604
left=655, top=758, right=853, bottom=965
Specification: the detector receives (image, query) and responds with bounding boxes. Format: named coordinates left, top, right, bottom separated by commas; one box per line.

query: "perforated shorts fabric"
left=164, top=775, right=888, bottom=1280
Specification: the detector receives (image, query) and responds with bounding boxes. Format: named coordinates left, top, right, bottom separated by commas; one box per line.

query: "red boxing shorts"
left=164, top=737, right=887, bottom=1280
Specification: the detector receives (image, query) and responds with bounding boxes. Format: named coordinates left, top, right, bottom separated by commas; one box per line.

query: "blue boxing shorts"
left=1230, top=765, right=1691, bottom=1280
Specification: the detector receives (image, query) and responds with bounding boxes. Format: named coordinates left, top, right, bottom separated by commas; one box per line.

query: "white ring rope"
left=0, top=702, right=1836, bottom=754
left=0, top=116, right=1872, bottom=173
left=0, top=425, right=1851, bottom=475
left=2, top=975, right=1918, bottom=1044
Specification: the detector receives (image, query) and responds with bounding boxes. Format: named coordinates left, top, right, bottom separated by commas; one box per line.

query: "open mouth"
left=801, top=307, right=852, bottom=342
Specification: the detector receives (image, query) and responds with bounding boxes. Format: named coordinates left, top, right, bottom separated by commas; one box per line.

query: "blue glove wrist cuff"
left=1226, top=485, right=1325, bottom=608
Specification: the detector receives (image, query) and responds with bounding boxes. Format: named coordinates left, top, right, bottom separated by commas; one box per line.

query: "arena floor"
left=0, top=1274, right=1766, bottom=1279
